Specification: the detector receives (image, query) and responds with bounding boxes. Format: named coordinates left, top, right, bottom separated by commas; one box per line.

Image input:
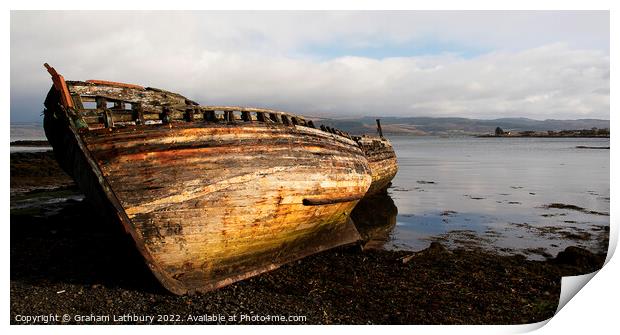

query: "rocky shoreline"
left=10, top=151, right=607, bottom=325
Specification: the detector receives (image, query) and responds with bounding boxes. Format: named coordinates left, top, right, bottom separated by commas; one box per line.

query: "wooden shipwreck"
left=325, top=120, right=397, bottom=197
left=354, top=132, right=398, bottom=196
left=42, top=64, right=397, bottom=294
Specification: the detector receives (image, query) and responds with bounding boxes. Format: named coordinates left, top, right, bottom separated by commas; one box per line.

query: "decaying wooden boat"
left=354, top=121, right=398, bottom=196
left=42, top=64, right=373, bottom=294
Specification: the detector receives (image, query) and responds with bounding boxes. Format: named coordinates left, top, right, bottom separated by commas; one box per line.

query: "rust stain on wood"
left=44, top=63, right=74, bottom=109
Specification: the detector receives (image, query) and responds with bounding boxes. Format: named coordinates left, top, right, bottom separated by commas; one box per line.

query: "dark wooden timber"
left=376, top=119, right=384, bottom=138
left=302, top=194, right=365, bottom=206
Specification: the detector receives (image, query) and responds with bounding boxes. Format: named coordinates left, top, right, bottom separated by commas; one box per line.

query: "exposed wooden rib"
left=200, top=105, right=295, bottom=117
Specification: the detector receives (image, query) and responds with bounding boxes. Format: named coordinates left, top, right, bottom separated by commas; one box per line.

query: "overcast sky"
left=10, top=11, right=609, bottom=122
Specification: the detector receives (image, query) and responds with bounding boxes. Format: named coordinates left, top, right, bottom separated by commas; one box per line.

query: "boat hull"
left=356, top=136, right=398, bottom=196
left=43, top=88, right=371, bottom=294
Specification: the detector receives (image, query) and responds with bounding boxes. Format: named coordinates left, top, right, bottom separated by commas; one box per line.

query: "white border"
left=3, top=2, right=616, bottom=335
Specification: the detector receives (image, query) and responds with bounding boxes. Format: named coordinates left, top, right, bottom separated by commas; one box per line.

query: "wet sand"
left=10, top=151, right=607, bottom=325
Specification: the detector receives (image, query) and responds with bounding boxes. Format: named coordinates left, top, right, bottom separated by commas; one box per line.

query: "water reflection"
left=378, top=136, right=609, bottom=260
left=351, top=192, right=398, bottom=250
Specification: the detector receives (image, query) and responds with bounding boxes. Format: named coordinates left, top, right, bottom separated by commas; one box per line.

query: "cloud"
left=10, top=11, right=609, bottom=122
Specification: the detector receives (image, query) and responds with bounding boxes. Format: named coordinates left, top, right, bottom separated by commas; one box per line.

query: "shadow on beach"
left=11, top=197, right=165, bottom=294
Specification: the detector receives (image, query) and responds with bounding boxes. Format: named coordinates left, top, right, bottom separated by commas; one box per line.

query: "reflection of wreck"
left=42, top=64, right=397, bottom=294
left=351, top=193, right=398, bottom=250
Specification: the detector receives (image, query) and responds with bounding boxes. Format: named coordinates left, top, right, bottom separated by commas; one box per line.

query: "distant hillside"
left=10, top=117, right=610, bottom=139
left=315, top=117, right=610, bottom=136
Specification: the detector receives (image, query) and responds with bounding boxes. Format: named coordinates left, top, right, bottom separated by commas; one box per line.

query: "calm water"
left=382, top=136, right=610, bottom=259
